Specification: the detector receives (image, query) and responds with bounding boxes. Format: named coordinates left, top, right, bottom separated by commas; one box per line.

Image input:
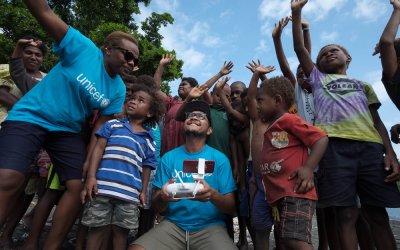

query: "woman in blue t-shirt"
left=0, top=0, right=140, bottom=248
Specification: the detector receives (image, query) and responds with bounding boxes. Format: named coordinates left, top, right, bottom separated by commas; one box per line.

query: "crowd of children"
left=1, top=0, right=400, bottom=249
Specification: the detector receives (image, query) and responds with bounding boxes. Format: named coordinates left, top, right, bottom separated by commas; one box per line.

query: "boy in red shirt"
left=257, top=76, right=328, bottom=250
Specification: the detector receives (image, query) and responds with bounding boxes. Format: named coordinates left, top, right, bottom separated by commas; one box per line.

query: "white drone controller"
left=166, top=158, right=207, bottom=199
left=165, top=182, right=204, bottom=199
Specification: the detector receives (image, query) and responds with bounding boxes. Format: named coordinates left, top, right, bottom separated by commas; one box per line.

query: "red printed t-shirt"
left=260, top=113, right=326, bottom=205
left=161, top=96, right=186, bottom=156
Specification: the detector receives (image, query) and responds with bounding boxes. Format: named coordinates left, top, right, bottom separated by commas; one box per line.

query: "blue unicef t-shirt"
left=7, top=27, right=126, bottom=133
left=154, top=145, right=236, bottom=232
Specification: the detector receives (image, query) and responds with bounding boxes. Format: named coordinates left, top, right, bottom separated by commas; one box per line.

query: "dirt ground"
left=6, top=204, right=400, bottom=249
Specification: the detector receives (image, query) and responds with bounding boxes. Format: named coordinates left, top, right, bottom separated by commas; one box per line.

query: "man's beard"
left=185, top=130, right=207, bottom=138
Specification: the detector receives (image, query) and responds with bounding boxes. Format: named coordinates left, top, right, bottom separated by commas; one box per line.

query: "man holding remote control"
left=130, top=100, right=237, bottom=250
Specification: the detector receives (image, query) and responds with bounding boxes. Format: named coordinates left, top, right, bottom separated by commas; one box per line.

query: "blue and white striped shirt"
left=95, top=118, right=157, bottom=204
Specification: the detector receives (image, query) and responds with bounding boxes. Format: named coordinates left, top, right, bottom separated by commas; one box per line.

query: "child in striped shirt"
left=81, top=84, right=165, bottom=250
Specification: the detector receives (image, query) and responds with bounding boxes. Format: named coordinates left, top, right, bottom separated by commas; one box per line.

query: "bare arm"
left=215, top=77, right=249, bottom=124
left=200, top=61, right=234, bottom=90
left=153, top=54, right=174, bottom=101
left=152, top=179, right=180, bottom=215
left=246, top=61, right=275, bottom=122
left=23, top=0, right=68, bottom=43
left=370, top=107, right=399, bottom=182
left=272, top=17, right=296, bottom=86
left=290, top=136, right=328, bottom=194
left=291, top=0, right=314, bottom=77
left=0, top=87, right=18, bottom=109
left=200, top=61, right=234, bottom=102
left=82, top=115, right=114, bottom=178
left=195, top=179, right=236, bottom=215
left=140, top=166, right=152, bottom=206
left=246, top=61, right=275, bottom=121
left=379, top=0, right=400, bottom=79
left=302, top=19, right=312, bottom=55
left=247, top=71, right=260, bottom=122
left=81, top=137, right=107, bottom=203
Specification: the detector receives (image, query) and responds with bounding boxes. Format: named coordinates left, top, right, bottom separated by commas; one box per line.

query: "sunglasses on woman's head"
left=112, top=46, right=139, bottom=65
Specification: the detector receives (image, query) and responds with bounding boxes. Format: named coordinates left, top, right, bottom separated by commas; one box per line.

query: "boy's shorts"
left=251, top=175, right=273, bottom=230
left=277, top=196, right=315, bottom=244
left=317, top=138, right=400, bottom=208
left=81, top=196, right=140, bottom=230
left=0, top=121, right=86, bottom=182
left=133, top=220, right=237, bottom=250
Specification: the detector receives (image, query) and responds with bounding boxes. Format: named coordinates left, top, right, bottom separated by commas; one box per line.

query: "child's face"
left=257, top=93, right=276, bottom=121
left=212, top=85, right=231, bottom=106
left=230, top=84, right=244, bottom=102
left=318, top=45, right=349, bottom=74
left=126, top=90, right=153, bottom=119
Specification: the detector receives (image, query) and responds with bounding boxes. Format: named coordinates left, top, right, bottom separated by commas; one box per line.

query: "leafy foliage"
left=0, top=0, right=183, bottom=86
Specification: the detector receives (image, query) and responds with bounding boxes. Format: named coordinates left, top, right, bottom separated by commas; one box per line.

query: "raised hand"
left=272, top=16, right=290, bottom=39
left=246, top=60, right=262, bottom=73
left=160, top=53, right=175, bottom=65
left=215, top=76, right=231, bottom=90
left=16, top=38, right=42, bottom=48
left=291, top=0, right=308, bottom=12
left=391, top=0, right=400, bottom=10
left=255, top=65, right=276, bottom=75
left=219, top=61, right=234, bottom=75
left=187, top=85, right=209, bottom=100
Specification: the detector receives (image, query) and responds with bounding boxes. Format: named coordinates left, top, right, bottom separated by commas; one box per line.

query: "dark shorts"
left=239, top=161, right=253, bottom=217
left=251, top=175, right=273, bottom=230
left=277, top=197, right=315, bottom=244
left=0, top=121, right=86, bottom=182
left=317, top=138, right=400, bottom=208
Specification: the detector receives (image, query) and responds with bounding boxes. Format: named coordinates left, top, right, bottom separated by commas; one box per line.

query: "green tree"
left=0, top=0, right=183, bottom=86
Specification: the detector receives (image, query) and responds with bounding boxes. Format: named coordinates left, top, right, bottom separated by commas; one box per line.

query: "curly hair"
left=260, top=76, right=294, bottom=110
left=129, top=84, right=165, bottom=127
left=136, top=74, right=157, bottom=89
left=122, top=74, right=136, bottom=84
